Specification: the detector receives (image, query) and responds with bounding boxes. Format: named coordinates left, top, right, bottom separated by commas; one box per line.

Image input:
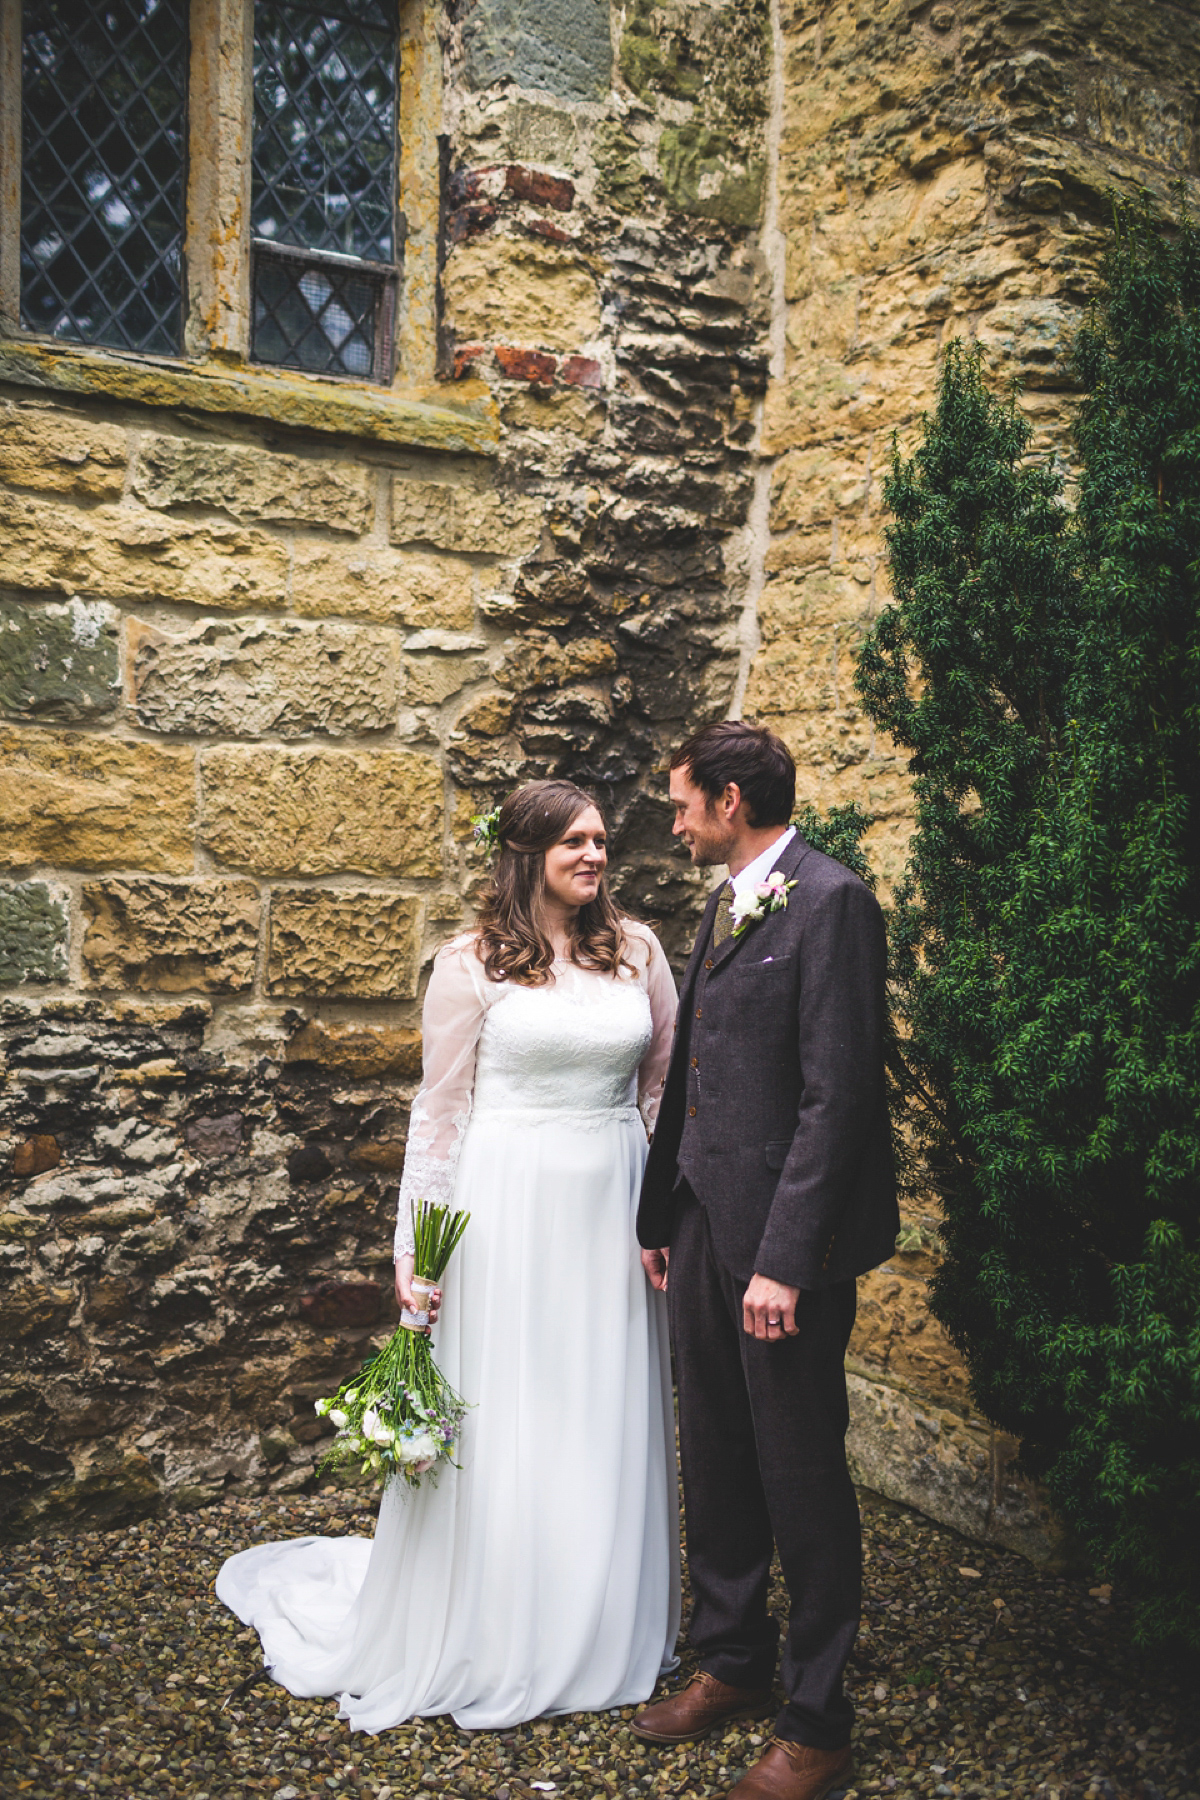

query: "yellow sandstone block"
left=201, top=746, right=444, bottom=878
left=291, top=540, right=477, bottom=629
left=82, top=879, right=261, bottom=993
left=390, top=478, right=544, bottom=557
left=443, top=237, right=601, bottom=349
left=0, top=401, right=126, bottom=499
left=267, top=888, right=423, bottom=998
left=0, top=490, right=288, bottom=610
left=131, top=434, right=373, bottom=533
left=0, top=727, right=194, bottom=873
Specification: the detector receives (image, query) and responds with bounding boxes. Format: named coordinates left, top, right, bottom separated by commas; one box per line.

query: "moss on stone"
left=0, top=883, right=69, bottom=986
left=659, top=122, right=765, bottom=225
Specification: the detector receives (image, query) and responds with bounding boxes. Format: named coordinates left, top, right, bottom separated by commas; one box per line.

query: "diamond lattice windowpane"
left=21, top=0, right=188, bottom=356
left=252, top=243, right=394, bottom=380
left=252, top=1, right=396, bottom=264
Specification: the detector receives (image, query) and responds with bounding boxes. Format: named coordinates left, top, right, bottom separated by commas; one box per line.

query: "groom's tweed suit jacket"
left=637, top=831, right=898, bottom=1289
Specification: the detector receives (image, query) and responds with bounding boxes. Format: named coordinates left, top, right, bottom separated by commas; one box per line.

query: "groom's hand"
left=641, top=1247, right=670, bottom=1292
left=743, top=1273, right=801, bottom=1340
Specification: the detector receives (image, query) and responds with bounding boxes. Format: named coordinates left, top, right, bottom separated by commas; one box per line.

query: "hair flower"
left=471, top=805, right=503, bottom=859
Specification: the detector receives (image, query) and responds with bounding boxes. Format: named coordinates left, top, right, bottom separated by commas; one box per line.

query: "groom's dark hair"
left=671, top=721, right=796, bottom=827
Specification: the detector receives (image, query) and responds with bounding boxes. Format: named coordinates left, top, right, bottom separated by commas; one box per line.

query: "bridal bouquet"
left=314, top=1201, right=470, bottom=1490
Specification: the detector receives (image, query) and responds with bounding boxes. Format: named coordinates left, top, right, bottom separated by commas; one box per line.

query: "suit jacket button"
left=688, top=1105, right=697, bottom=1117
left=704, top=958, right=713, bottom=970
left=695, top=1006, right=702, bottom=1019
left=690, top=1056, right=698, bottom=1068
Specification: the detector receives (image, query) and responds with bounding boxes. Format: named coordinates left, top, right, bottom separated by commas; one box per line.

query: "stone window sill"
left=0, top=336, right=497, bottom=458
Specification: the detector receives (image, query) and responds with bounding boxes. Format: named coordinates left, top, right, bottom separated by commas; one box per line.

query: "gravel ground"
left=1, top=1486, right=1196, bottom=1800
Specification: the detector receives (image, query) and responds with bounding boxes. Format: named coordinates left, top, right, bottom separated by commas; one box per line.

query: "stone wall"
left=0, top=0, right=770, bottom=1532
left=3, top=0, right=1197, bottom=1556
left=747, top=0, right=1200, bottom=1560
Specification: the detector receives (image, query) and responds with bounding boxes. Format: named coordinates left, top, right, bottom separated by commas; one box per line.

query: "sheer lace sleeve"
left=395, top=936, right=490, bottom=1259
left=628, top=922, right=677, bottom=1134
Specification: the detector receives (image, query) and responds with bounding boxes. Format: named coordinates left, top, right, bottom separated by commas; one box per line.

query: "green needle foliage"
left=855, top=200, right=1200, bottom=1651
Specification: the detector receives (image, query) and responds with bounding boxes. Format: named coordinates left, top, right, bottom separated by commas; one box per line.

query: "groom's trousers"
left=668, top=1184, right=860, bottom=1750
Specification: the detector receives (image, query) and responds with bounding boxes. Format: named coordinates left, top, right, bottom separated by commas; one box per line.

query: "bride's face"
left=543, top=805, right=607, bottom=913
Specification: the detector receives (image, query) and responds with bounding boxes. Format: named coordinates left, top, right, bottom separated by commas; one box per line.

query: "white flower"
left=766, top=868, right=787, bottom=891
left=314, top=1397, right=330, bottom=1417
left=729, top=889, right=761, bottom=925
left=396, top=1431, right=439, bottom=1466
left=344, top=1388, right=359, bottom=1405
left=362, top=1407, right=379, bottom=1438
left=373, top=1425, right=395, bottom=1446
left=329, top=1408, right=349, bottom=1430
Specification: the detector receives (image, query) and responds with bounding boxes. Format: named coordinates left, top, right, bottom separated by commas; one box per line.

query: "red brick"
left=453, top=343, right=487, bottom=379
left=495, top=346, right=557, bottom=384
left=446, top=203, right=497, bottom=244
left=505, top=165, right=575, bottom=211
left=561, top=356, right=605, bottom=390
left=526, top=218, right=571, bottom=245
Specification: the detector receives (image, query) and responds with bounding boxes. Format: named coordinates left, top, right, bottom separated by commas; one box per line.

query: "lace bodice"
left=395, top=921, right=677, bottom=1258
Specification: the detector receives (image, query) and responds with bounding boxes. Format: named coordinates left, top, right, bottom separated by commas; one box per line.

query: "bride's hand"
left=394, top=1253, right=442, bottom=1326
left=641, top=1247, right=669, bottom=1292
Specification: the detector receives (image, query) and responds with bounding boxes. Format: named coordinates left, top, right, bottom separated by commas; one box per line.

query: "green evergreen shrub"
left=855, top=205, right=1200, bottom=1650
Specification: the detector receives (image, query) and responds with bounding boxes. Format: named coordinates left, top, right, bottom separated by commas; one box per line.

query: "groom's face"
left=670, top=766, right=738, bottom=867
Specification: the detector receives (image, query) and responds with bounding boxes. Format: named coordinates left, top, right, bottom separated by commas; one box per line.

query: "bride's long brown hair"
left=475, top=780, right=635, bottom=986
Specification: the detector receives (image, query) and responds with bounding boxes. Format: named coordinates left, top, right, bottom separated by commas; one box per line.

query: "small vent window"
left=20, top=0, right=188, bottom=356
left=251, top=0, right=399, bottom=382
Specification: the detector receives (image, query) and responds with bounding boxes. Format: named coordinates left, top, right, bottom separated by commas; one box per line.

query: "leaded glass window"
left=251, top=0, right=399, bottom=382
left=20, top=0, right=188, bottom=357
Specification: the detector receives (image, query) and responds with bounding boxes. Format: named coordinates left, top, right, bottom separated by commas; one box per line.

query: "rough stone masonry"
left=0, top=0, right=1196, bottom=1559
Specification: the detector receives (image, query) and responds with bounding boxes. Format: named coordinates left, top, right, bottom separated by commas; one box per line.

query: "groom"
left=634, top=722, right=898, bottom=1800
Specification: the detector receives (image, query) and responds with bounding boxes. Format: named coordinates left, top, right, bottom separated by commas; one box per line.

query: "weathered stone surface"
left=0, top=400, right=126, bottom=498
left=290, top=541, right=477, bottom=629
left=499, top=386, right=606, bottom=439
left=0, top=1278, right=75, bottom=1340
left=81, top=880, right=261, bottom=993
left=659, top=124, right=765, bottom=226
left=127, top=618, right=400, bottom=738
left=391, top=478, right=543, bottom=556
left=131, top=434, right=373, bottom=533
left=0, top=882, right=69, bottom=984
left=0, top=728, right=194, bottom=873
left=267, top=889, right=422, bottom=998
left=461, top=0, right=612, bottom=101
left=185, top=1113, right=245, bottom=1159
left=852, top=1245, right=971, bottom=1410
left=0, top=337, right=498, bottom=456
left=846, top=1371, right=1066, bottom=1566
left=404, top=652, right=487, bottom=706
left=283, top=1018, right=423, bottom=1080
left=0, top=490, right=289, bottom=609
left=12, top=1133, right=62, bottom=1177
left=299, top=1280, right=381, bottom=1329
left=442, top=239, right=601, bottom=350
left=0, top=597, right=120, bottom=722
left=200, top=747, right=444, bottom=877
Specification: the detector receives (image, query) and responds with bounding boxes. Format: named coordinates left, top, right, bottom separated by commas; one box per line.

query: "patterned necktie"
left=712, top=879, right=736, bottom=947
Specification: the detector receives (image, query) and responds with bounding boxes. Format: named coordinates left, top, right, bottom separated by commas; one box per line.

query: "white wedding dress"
left=217, top=921, right=681, bottom=1731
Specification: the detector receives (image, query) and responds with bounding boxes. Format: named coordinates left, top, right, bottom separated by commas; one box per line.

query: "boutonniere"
left=730, top=869, right=796, bottom=938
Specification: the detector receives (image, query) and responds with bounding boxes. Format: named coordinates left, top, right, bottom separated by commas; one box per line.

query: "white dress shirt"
left=729, top=825, right=796, bottom=901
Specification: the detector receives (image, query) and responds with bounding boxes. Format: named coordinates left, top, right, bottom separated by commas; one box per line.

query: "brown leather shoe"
left=726, top=1737, right=853, bottom=1800
left=631, top=1670, right=774, bottom=1744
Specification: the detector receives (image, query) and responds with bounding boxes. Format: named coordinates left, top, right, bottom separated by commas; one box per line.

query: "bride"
left=217, top=779, right=681, bottom=1730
